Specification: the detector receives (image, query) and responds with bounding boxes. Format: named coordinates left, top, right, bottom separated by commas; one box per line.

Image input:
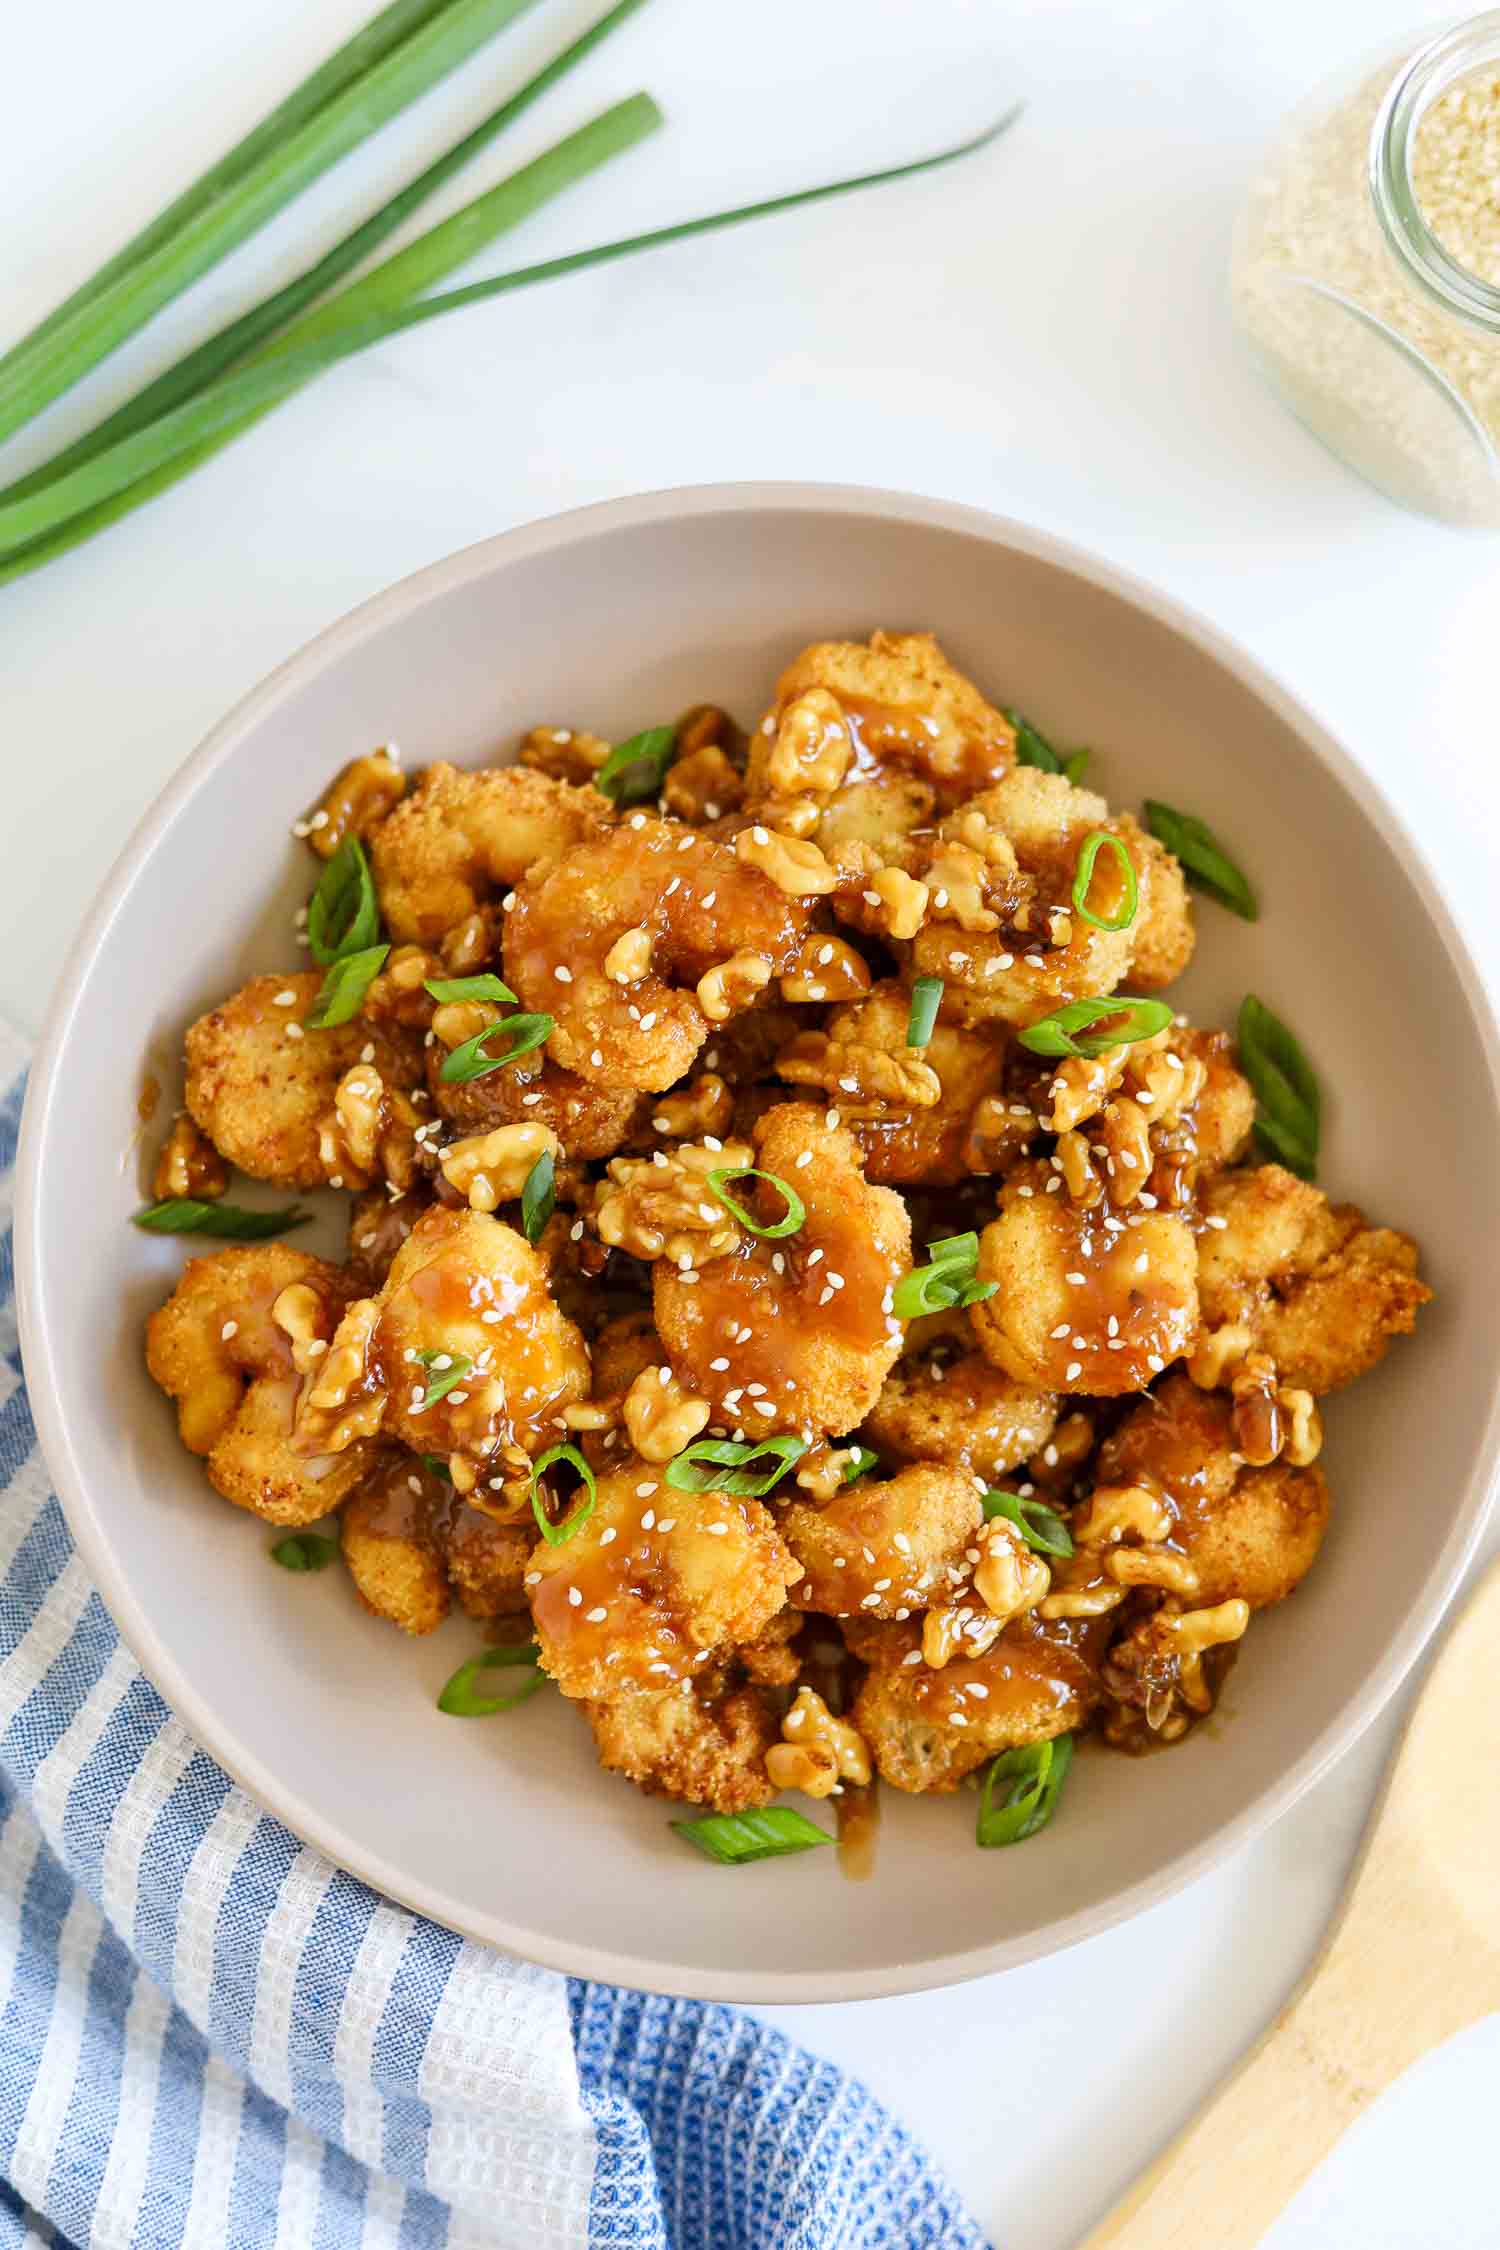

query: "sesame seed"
left=863, top=889, right=881, bottom=906
left=309, top=809, right=329, bottom=830
left=285, top=1023, right=304, bottom=1041
left=705, top=1522, right=729, bottom=1537
left=1205, top=1215, right=1228, bottom=1230
left=220, top=1320, right=238, bottom=1341
left=902, top=1649, right=924, bottom=1668
left=710, top=1356, right=730, bottom=1372
left=554, top=966, right=573, bottom=984
left=702, top=890, right=717, bottom=909
left=273, top=989, right=297, bottom=1007
left=568, top=1587, right=583, bottom=1607
left=794, top=1149, right=813, bottom=1169
left=600, top=1527, right=618, bottom=1546
left=1066, top=1361, right=1083, bottom=1381
left=1066, top=1271, right=1087, bottom=1286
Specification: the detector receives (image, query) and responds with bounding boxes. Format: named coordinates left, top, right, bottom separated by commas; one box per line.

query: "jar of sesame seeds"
left=1231, top=13, right=1500, bottom=525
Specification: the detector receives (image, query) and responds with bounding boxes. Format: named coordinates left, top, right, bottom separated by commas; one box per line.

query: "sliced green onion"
left=0, top=0, right=542, bottom=449
left=418, top=1453, right=453, bottom=1482
left=1144, top=801, right=1257, bottom=921
left=840, top=1446, right=881, bottom=1484
left=1070, top=833, right=1138, bottom=934
left=982, top=1490, right=1074, bottom=1559
left=270, top=1530, right=339, bottom=1572
left=307, top=942, right=389, bottom=1028
left=1238, top=995, right=1319, bottom=1178
left=672, top=1806, right=833, bottom=1864
left=307, top=835, right=381, bottom=963
left=521, top=1149, right=556, bottom=1242
left=595, top=725, right=677, bottom=806
left=893, top=1231, right=987, bottom=1319
left=1017, top=995, right=1173, bottom=1060
left=440, top=1013, right=554, bottom=1083
left=705, top=1166, right=805, bottom=1240
left=1063, top=750, right=1091, bottom=786
left=1005, top=708, right=1062, bottom=774
left=0, top=109, right=1021, bottom=586
left=906, top=976, right=943, bottom=1047
left=664, top=1435, right=807, bottom=1498
left=529, top=1443, right=597, bottom=1546
left=437, top=1641, right=545, bottom=1716
left=132, top=1198, right=308, bottom=1240
left=423, top=973, right=517, bottom=1005
left=976, top=1734, right=1074, bottom=1848
left=414, top=1349, right=473, bottom=1411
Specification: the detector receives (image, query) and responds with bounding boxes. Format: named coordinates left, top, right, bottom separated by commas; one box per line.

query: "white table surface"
left=5, top=0, right=1500, bottom=2242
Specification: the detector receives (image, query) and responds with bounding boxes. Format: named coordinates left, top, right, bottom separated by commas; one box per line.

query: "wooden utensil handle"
left=1077, top=1977, right=1368, bottom=2250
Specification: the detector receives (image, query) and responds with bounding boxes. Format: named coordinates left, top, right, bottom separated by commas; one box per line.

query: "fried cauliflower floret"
left=776, top=981, right=1008, bottom=1187
left=1115, top=814, right=1195, bottom=989
left=590, top=1308, right=662, bottom=1397
left=865, top=1315, right=1058, bottom=1482
left=851, top=1615, right=1099, bottom=1793
left=781, top=1464, right=982, bottom=1619
left=583, top=1677, right=779, bottom=1812
left=1195, top=1164, right=1429, bottom=1394
left=183, top=974, right=422, bottom=1189
left=294, top=1206, right=590, bottom=1471
left=340, top=1453, right=530, bottom=1634
left=910, top=772, right=1142, bottom=1024
left=346, top=1183, right=433, bottom=1290
left=528, top=1468, right=799, bottom=1699
left=654, top=1104, right=910, bottom=1436
left=970, top=1160, right=1199, bottom=1396
left=426, top=1037, right=643, bottom=1160
left=1095, top=1373, right=1330, bottom=1611
left=750, top=631, right=1015, bottom=807
left=369, top=764, right=611, bottom=942
left=504, top=817, right=808, bottom=1093
left=146, top=1245, right=376, bottom=1524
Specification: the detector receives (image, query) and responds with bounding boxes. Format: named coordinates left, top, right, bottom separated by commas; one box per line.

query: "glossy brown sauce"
left=1022, top=1192, right=1194, bottom=1394
left=137, top=1072, right=161, bottom=1123
left=838, top=694, right=1010, bottom=800
left=834, top=1784, right=880, bottom=1882
left=910, top=1612, right=1108, bottom=1725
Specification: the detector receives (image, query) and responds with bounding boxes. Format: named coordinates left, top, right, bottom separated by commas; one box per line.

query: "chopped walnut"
left=1072, top=1480, right=1172, bottom=1547
left=780, top=935, right=873, bottom=1006
left=622, top=1364, right=713, bottom=1461
left=290, top=1295, right=384, bottom=1454
left=764, top=1686, right=871, bottom=1798
left=650, top=1074, right=734, bottom=1141
left=152, top=1113, right=228, bottom=1202
left=431, top=998, right=497, bottom=1050
left=776, top=1030, right=942, bottom=1110
left=735, top=825, right=837, bottom=897
left=441, top=1122, right=559, bottom=1212
left=921, top=1602, right=1006, bottom=1669
left=972, top=1519, right=1052, bottom=1624
left=961, top=1093, right=1040, bottom=1176
left=301, top=749, right=405, bottom=859
left=316, top=1065, right=421, bottom=1192
left=664, top=743, right=745, bottom=824
left=766, top=689, right=853, bottom=797
left=1188, top=1320, right=1256, bottom=1389
left=870, top=865, right=931, bottom=941
left=1230, top=1352, right=1324, bottom=1467
left=696, top=951, right=774, bottom=1024
left=922, top=845, right=1001, bottom=933
left=593, top=1137, right=753, bottom=1264
left=517, top=724, right=611, bottom=786
left=1096, top=1096, right=1153, bottom=1209
left=604, top=926, right=653, bottom=985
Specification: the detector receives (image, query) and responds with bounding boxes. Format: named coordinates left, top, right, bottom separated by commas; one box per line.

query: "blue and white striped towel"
left=0, top=1032, right=989, bottom=2250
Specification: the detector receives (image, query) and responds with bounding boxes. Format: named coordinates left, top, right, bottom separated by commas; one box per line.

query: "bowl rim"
left=17, top=479, right=1500, bottom=2003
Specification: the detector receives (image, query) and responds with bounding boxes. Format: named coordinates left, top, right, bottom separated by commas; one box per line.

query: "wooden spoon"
left=1079, top=1550, right=1500, bottom=2250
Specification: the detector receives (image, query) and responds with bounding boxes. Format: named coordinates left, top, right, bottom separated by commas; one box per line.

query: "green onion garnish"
left=270, top=1530, right=339, bottom=1572
left=439, top=1013, right=554, bottom=1084
left=529, top=1443, right=597, bottom=1546
left=306, top=834, right=381, bottom=964
left=841, top=1446, right=881, bottom=1484
left=437, top=1642, right=545, bottom=1717
left=595, top=725, right=678, bottom=806
left=423, top=973, right=518, bottom=1005
left=1144, top=801, right=1257, bottom=921
left=1063, top=750, right=1091, bottom=786
left=1017, top=995, right=1173, bottom=1060
left=1005, top=708, right=1062, bottom=774
left=414, top=1349, right=473, bottom=1411
left=1237, top=995, right=1319, bottom=1179
left=664, top=1435, right=807, bottom=1498
left=892, top=1231, right=996, bottom=1319
left=982, top=1490, right=1074, bottom=1559
left=976, top=1734, right=1074, bottom=1849
left=132, top=1198, right=308, bottom=1240
left=306, top=942, right=390, bottom=1028
left=906, top=976, right=943, bottom=1047
left=671, top=1806, right=833, bottom=1865
left=705, top=1166, right=805, bottom=1240
left=521, top=1149, right=556, bottom=1242
left=418, top=1454, right=453, bottom=1482
left=1070, top=834, right=1138, bottom=933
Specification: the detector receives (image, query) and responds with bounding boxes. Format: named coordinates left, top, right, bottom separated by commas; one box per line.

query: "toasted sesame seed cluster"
left=144, top=631, right=1430, bottom=1848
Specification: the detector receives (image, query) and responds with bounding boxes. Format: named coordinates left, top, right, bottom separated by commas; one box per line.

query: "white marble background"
left=4, top=1, right=1498, bottom=2242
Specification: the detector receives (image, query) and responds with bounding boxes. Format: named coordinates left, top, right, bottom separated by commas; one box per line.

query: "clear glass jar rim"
left=1372, top=10, right=1500, bottom=334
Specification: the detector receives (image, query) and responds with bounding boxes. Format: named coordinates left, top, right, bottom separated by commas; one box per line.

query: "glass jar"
left=1231, top=13, right=1500, bottom=526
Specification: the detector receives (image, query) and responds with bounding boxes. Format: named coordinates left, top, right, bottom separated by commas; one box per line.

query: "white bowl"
left=17, top=485, right=1500, bottom=2002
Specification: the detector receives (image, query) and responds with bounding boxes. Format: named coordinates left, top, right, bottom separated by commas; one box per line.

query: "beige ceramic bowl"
left=17, top=485, right=1500, bottom=2001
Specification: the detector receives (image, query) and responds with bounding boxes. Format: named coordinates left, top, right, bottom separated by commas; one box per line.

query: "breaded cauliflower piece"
left=340, top=1453, right=531, bottom=1634
left=865, top=1315, right=1058, bottom=1482
left=655, top=1104, right=910, bottom=1436
left=369, top=764, right=612, bottom=942
left=781, top=1463, right=982, bottom=1619
left=584, top=1677, right=779, bottom=1812
left=590, top=1308, right=662, bottom=1397
left=146, top=1245, right=375, bottom=1524
left=1115, top=814, right=1194, bottom=990
left=184, top=973, right=422, bottom=1190
left=429, top=1040, right=643, bottom=1159
left=1196, top=1164, right=1429, bottom=1394
left=850, top=1615, right=1100, bottom=1793
left=528, top=1467, right=799, bottom=1699
left=750, top=630, right=1015, bottom=807
left=505, top=817, right=809, bottom=1093
left=295, top=1206, right=590, bottom=1473
left=346, top=1184, right=432, bottom=1290
left=970, top=1160, right=1199, bottom=1396
left=775, top=981, right=1008, bottom=1187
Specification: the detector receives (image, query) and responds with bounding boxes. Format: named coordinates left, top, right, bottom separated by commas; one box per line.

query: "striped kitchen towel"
left=0, top=1031, right=989, bottom=2250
